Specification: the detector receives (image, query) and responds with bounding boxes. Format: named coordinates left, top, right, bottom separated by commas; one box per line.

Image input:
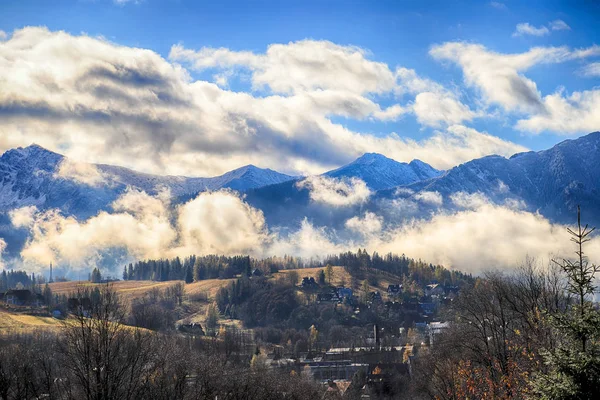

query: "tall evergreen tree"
left=532, top=207, right=600, bottom=399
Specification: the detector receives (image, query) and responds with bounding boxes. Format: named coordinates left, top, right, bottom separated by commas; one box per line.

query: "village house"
left=386, top=284, right=402, bottom=297
left=3, top=289, right=45, bottom=307
left=425, top=283, right=444, bottom=297
left=301, top=276, right=317, bottom=288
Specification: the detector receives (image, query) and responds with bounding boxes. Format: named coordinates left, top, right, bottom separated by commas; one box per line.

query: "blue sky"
left=0, top=0, right=599, bottom=176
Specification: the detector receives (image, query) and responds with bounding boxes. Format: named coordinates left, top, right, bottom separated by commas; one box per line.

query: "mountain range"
left=1, top=131, right=599, bottom=260
left=0, top=144, right=295, bottom=218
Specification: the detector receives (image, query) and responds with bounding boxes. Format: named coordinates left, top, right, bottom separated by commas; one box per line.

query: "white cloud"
left=413, top=92, right=477, bottom=127
left=0, top=238, right=6, bottom=269
left=0, top=27, right=528, bottom=177
left=175, top=190, right=270, bottom=256
left=170, top=40, right=398, bottom=95
left=414, top=191, right=443, bottom=206
left=550, top=20, right=571, bottom=31
left=513, top=23, right=550, bottom=37
left=10, top=186, right=600, bottom=276
left=489, top=2, right=507, bottom=10
left=430, top=42, right=600, bottom=113
left=9, top=206, right=38, bottom=228
left=14, top=188, right=274, bottom=272
left=345, top=212, right=383, bottom=236
left=450, top=191, right=491, bottom=209
left=0, top=30, right=7, bottom=41
left=371, top=200, right=600, bottom=274
left=54, top=158, right=110, bottom=187
left=17, top=189, right=177, bottom=269
left=276, top=193, right=600, bottom=274
left=515, top=88, right=600, bottom=134
left=496, top=180, right=510, bottom=194
left=270, top=219, right=347, bottom=259
left=0, top=27, right=536, bottom=176
left=580, top=62, right=600, bottom=77
left=394, top=67, right=478, bottom=127
left=296, top=176, right=371, bottom=207
left=512, top=20, right=570, bottom=38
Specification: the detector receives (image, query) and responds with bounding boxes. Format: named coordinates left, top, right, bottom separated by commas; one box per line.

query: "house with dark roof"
left=302, top=276, right=317, bottom=288
left=251, top=268, right=263, bottom=277
left=4, top=289, right=44, bottom=307
left=387, top=284, right=402, bottom=297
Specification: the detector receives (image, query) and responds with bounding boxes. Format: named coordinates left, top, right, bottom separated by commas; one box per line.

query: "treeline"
left=125, top=250, right=471, bottom=288
left=0, top=270, right=33, bottom=291
left=122, top=255, right=251, bottom=282
left=1, top=270, right=70, bottom=291
left=324, top=249, right=473, bottom=286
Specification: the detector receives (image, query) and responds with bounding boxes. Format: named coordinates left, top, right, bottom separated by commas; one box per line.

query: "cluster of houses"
left=0, top=289, right=45, bottom=307
left=317, top=286, right=354, bottom=303
left=265, top=324, right=418, bottom=399
left=0, top=286, right=95, bottom=320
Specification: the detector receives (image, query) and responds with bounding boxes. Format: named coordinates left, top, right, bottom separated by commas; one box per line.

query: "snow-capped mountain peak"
left=325, top=153, right=442, bottom=190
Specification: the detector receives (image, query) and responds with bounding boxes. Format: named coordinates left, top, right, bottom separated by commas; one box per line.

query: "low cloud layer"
left=7, top=188, right=599, bottom=276
left=0, top=238, right=7, bottom=269
left=54, top=159, right=111, bottom=187
left=296, top=176, right=372, bottom=207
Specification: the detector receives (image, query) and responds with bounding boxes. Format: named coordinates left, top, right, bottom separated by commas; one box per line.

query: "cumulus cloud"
left=16, top=189, right=177, bottom=268
left=296, top=176, right=371, bottom=207
left=345, top=212, right=383, bottom=236
left=13, top=188, right=276, bottom=272
left=413, top=92, right=477, bottom=127
left=430, top=42, right=600, bottom=113
left=394, top=67, right=478, bottom=127
left=0, top=27, right=529, bottom=177
left=0, top=30, right=7, bottom=41
left=512, top=23, right=550, bottom=37
left=270, top=219, right=347, bottom=259
left=9, top=206, right=38, bottom=228
left=371, top=200, right=600, bottom=273
left=421, top=41, right=600, bottom=136
left=450, top=191, right=491, bottom=209
left=9, top=186, right=600, bottom=275
left=515, top=88, right=600, bottom=134
left=175, top=191, right=270, bottom=255
left=276, top=192, right=600, bottom=274
left=414, top=191, right=443, bottom=206
left=54, top=158, right=110, bottom=187
left=170, top=40, right=398, bottom=95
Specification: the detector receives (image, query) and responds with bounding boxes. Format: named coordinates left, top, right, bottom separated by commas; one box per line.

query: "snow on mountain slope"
left=0, top=144, right=296, bottom=217
left=325, top=153, right=442, bottom=190
left=400, top=131, right=600, bottom=224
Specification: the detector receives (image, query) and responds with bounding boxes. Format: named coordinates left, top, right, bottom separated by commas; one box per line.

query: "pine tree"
left=185, top=265, right=194, bottom=284
left=122, top=266, right=128, bottom=281
left=318, top=269, right=326, bottom=285
left=90, top=268, right=102, bottom=283
left=42, top=283, right=53, bottom=307
left=325, top=264, right=334, bottom=284
left=532, top=207, right=600, bottom=399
